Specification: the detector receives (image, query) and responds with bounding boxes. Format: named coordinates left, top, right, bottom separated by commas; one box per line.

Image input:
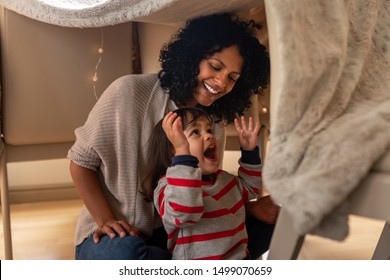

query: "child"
left=148, top=107, right=262, bottom=260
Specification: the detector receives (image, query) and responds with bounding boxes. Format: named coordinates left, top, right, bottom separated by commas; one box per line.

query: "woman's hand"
left=93, top=220, right=142, bottom=244
left=69, top=162, right=142, bottom=244
left=162, top=111, right=190, bottom=155
left=246, top=195, right=280, bottom=224
left=234, top=116, right=260, bottom=151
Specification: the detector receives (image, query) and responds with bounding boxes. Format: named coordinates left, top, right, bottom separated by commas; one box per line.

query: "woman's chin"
left=199, top=101, right=213, bottom=107
left=195, top=89, right=219, bottom=106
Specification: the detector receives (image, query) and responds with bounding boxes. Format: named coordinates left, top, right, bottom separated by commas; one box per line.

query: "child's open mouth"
left=204, top=144, right=217, bottom=160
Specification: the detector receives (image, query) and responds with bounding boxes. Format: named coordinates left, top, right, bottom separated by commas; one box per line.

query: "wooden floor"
left=0, top=199, right=83, bottom=260
left=0, top=199, right=386, bottom=260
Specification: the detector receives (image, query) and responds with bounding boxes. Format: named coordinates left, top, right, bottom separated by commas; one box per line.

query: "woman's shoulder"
left=111, top=73, right=159, bottom=89
left=99, top=73, right=162, bottom=103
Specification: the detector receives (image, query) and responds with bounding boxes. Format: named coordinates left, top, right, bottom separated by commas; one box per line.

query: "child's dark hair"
left=142, top=107, right=212, bottom=199
left=158, top=13, right=270, bottom=124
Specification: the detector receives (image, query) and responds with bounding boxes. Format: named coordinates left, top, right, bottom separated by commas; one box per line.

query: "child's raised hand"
left=162, top=112, right=190, bottom=155
left=234, top=116, right=260, bottom=151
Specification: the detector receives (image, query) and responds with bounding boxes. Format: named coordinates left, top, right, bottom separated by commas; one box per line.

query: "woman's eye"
left=208, top=63, right=221, bottom=71
left=229, top=75, right=239, bottom=82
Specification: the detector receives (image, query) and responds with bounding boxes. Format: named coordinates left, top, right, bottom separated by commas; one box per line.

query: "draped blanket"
left=0, top=0, right=259, bottom=27
left=263, top=0, right=390, bottom=240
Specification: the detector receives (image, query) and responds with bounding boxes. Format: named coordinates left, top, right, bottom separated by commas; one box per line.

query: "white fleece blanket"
left=263, top=0, right=390, bottom=240
left=0, top=0, right=260, bottom=27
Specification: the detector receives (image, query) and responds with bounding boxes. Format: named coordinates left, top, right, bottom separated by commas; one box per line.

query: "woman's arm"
left=245, top=195, right=280, bottom=224
left=70, top=161, right=141, bottom=243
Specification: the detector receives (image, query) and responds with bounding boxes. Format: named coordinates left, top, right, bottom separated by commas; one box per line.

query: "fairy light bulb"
left=92, top=28, right=104, bottom=100
left=261, top=106, right=268, bottom=114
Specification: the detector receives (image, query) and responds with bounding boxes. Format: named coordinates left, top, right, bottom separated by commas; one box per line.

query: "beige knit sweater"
left=68, top=74, right=178, bottom=245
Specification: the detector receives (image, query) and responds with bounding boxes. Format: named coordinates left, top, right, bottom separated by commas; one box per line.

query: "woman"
left=68, top=12, right=277, bottom=260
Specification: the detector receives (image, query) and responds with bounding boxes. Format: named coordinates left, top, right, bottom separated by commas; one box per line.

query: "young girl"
left=148, top=107, right=262, bottom=259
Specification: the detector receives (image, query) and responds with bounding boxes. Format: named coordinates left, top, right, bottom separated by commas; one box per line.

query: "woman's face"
left=190, top=45, right=243, bottom=107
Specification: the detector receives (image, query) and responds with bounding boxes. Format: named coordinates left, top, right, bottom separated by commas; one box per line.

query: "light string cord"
left=93, top=27, right=104, bottom=100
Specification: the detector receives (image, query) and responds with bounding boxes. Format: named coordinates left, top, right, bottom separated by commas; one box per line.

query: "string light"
left=261, top=106, right=268, bottom=114
left=93, top=27, right=104, bottom=100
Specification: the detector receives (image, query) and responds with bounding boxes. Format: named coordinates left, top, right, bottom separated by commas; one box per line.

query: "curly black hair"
left=158, top=13, right=270, bottom=124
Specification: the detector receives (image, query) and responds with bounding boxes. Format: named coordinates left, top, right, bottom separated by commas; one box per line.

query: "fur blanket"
left=0, top=0, right=259, bottom=27
left=263, top=0, right=390, bottom=240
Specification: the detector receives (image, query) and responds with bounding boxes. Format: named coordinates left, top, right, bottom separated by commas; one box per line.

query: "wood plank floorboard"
left=0, top=199, right=385, bottom=260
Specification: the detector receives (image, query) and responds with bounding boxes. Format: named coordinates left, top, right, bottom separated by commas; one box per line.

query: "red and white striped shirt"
left=154, top=152, right=262, bottom=260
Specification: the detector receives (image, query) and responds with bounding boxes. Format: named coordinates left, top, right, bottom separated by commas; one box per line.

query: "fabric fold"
left=264, top=0, right=390, bottom=240
left=0, top=0, right=260, bottom=27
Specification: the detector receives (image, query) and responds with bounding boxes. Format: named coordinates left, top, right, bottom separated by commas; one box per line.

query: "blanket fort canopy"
left=263, top=0, right=390, bottom=240
left=0, top=0, right=260, bottom=27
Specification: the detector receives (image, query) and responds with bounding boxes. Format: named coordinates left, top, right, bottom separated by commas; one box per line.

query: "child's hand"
left=162, top=112, right=190, bottom=155
left=234, top=116, right=260, bottom=151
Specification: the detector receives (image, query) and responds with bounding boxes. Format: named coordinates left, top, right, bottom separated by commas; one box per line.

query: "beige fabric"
left=68, top=74, right=176, bottom=244
left=0, top=0, right=261, bottom=27
left=264, top=0, right=390, bottom=240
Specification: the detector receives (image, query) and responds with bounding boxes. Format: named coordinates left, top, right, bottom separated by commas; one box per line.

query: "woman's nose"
left=214, top=73, right=227, bottom=88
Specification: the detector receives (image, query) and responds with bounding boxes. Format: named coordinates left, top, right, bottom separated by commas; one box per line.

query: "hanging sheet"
left=263, top=0, right=390, bottom=240
left=0, top=0, right=260, bottom=27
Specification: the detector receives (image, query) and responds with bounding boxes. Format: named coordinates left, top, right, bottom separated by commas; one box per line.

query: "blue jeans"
left=75, top=234, right=171, bottom=260
left=75, top=220, right=274, bottom=260
left=246, top=216, right=275, bottom=259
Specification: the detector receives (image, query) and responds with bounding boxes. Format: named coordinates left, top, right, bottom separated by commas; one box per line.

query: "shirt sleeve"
left=67, top=81, right=120, bottom=171
left=236, top=147, right=262, bottom=201
left=67, top=75, right=138, bottom=171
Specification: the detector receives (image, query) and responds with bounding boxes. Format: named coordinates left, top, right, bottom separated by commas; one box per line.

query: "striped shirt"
left=154, top=148, right=262, bottom=260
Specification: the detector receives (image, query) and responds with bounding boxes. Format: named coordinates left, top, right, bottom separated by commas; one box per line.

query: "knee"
left=76, top=235, right=150, bottom=260
left=111, top=236, right=150, bottom=260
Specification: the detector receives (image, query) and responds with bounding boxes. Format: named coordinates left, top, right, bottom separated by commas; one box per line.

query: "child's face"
left=183, top=116, right=220, bottom=175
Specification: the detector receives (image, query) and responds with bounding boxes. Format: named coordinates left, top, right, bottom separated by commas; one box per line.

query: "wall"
left=2, top=8, right=133, bottom=203
left=7, top=22, right=181, bottom=203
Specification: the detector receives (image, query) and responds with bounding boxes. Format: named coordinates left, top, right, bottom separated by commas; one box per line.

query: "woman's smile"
left=193, top=45, right=243, bottom=106
left=203, top=82, right=222, bottom=95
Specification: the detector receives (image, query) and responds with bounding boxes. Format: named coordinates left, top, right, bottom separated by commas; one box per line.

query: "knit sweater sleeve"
left=67, top=74, right=174, bottom=244
left=154, top=163, right=204, bottom=229
left=68, top=74, right=164, bottom=174
left=67, top=75, right=140, bottom=171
